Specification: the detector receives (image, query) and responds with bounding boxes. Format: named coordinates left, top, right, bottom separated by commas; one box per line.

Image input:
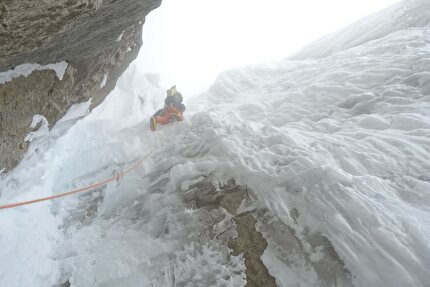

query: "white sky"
left=138, top=0, right=400, bottom=97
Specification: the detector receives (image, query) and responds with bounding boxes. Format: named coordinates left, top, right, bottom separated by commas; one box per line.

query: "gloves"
left=170, top=112, right=184, bottom=122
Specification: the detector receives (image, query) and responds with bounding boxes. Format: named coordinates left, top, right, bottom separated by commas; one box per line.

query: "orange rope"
left=0, top=149, right=154, bottom=210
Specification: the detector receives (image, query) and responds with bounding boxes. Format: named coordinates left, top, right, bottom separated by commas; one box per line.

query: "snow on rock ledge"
left=0, top=62, right=68, bottom=85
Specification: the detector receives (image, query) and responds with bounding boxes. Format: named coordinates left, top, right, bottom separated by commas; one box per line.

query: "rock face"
left=184, top=176, right=352, bottom=287
left=0, top=0, right=161, bottom=171
left=184, top=178, right=278, bottom=287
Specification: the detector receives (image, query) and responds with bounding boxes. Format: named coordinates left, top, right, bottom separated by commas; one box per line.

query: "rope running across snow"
left=0, top=149, right=155, bottom=210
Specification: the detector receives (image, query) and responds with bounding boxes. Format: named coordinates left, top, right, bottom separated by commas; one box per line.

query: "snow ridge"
left=290, top=0, right=430, bottom=60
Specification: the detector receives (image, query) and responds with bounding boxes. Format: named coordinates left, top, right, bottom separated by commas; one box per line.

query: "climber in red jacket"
left=150, top=86, right=185, bottom=131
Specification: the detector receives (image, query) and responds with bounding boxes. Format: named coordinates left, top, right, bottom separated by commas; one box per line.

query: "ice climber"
left=150, top=85, right=185, bottom=131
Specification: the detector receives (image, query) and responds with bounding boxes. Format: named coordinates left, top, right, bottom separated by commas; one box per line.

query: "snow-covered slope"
left=1, top=0, right=430, bottom=286
left=290, top=0, right=430, bottom=60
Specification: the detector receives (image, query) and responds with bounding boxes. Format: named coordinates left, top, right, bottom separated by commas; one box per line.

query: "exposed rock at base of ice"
left=53, top=170, right=351, bottom=287
left=183, top=176, right=277, bottom=287
left=182, top=175, right=352, bottom=287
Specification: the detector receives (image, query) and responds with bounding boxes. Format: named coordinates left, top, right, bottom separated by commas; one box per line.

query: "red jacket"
left=154, top=106, right=184, bottom=125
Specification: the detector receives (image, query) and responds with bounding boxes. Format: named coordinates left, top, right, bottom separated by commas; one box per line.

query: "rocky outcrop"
left=184, top=178, right=278, bottom=287
left=184, top=175, right=353, bottom=287
left=0, top=0, right=161, bottom=171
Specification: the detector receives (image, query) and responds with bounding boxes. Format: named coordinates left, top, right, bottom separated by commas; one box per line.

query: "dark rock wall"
left=0, top=0, right=161, bottom=171
left=0, top=0, right=100, bottom=61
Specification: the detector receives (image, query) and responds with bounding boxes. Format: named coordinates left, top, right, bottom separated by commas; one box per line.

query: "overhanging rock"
left=0, top=0, right=162, bottom=171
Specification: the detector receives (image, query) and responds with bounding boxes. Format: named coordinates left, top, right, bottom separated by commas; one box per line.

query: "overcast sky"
left=138, top=0, right=401, bottom=97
